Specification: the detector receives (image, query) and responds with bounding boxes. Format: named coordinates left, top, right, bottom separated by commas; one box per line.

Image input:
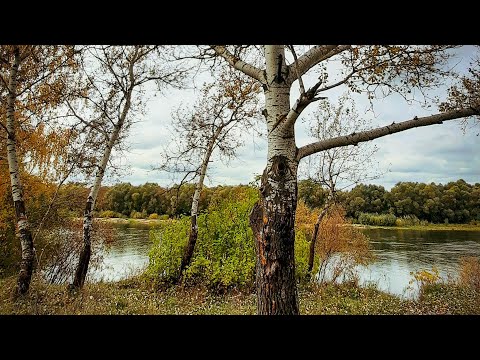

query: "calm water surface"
left=90, top=224, right=480, bottom=299
left=358, top=228, right=480, bottom=298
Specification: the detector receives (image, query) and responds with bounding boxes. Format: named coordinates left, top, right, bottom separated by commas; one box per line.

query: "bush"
left=395, top=214, right=426, bottom=227
left=294, top=201, right=320, bottom=282
left=99, top=210, right=120, bottom=218
left=147, top=216, right=190, bottom=285
left=409, top=267, right=441, bottom=299
left=317, top=206, right=374, bottom=284
left=295, top=229, right=312, bottom=283
left=130, top=210, right=146, bottom=219
left=147, top=186, right=258, bottom=291
left=148, top=213, right=159, bottom=220
left=357, top=212, right=397, bottom=226
left=459, top=256, right=480, bottom=291
left=158, top=214, right=169, bottom=220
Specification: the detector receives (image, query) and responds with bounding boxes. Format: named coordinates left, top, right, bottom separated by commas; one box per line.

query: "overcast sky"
left=107, top=46, right=479, bottom=191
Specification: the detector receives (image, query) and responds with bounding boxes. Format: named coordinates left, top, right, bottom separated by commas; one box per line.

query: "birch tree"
left=302, top=93, right=383, bottom=275
left=68, top=45, right=187, bottom=290
left=159, top=68, right=260, bottom=281
left=210, top=44, right=480, bottom=315
left=0, top=45, right=79, bottom=295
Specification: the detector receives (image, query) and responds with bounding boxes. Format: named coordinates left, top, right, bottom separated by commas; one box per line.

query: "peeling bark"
left=251, top=155, right=299, bottom=315
left=249, top=45, right=300, bottom=315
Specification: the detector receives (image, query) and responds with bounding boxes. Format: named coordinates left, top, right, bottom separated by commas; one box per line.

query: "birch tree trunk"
left=5, top=48, right=35, bottom=295
left=71, top=96, right=131, bottom=290
left=178, top=136, right=217, bottom=280
left=249, top=46, right=299, bottom=315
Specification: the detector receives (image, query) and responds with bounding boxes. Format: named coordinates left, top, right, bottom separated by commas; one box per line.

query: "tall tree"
left=159, top=68, right=260, bottom=281
left=69, top=45, right=187, bottom=290
left=302, top=93, right=383, bottom=275
left=0, top=45, right=78, bottom=295
left=210, top=45, right=480, bottom=315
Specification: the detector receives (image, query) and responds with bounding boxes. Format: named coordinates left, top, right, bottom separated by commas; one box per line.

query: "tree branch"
left=211, top=46, right=266, bottom=83
left=296, top=107, right=480, bottom=161
left=288, top=45, right=305, bottom=94
left=279, top=79, right=328, bottom=131
left=287, top=45, right=350, bottom=83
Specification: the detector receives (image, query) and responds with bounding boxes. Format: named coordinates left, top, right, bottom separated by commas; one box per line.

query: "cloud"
left=106, top=46, right=479, bottom=190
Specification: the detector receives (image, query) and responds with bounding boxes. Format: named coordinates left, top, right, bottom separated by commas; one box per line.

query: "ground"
left=1, top=275, right=478, bottom=315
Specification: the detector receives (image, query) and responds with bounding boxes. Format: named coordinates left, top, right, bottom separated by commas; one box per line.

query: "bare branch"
left=211, top=46, right=266, bottom=83
left=288, top=45, right=305, bottom=94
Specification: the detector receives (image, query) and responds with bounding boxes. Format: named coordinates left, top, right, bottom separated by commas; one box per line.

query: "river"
left=89, top=224, right=480, bottom=299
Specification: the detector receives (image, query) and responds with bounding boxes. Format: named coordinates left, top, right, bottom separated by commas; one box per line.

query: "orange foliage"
left=315, top=205, right=373, bottom=283
left=459, top=257, right=480, bottom=291
left=295, top=200, right=319, bottom=240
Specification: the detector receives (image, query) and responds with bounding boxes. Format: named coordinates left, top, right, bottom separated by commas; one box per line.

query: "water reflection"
left=358, top=229, right=480, bottom=298
left=87, top=226, right=152, bottom=282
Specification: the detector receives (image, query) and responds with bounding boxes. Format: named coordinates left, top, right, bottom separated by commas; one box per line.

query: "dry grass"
left=2, top=275, right=478, bottom=315
left=459, top=256, right=480, bottom=291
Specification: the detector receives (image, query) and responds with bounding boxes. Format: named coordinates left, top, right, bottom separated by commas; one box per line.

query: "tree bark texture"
left=249, top=45, right=300, bottom=315
left=178, top=143, right=212, bottom=279
left=5, top=47, right=35, bottom=295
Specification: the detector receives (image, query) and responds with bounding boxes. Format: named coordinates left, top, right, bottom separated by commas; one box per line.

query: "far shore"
left=95, top=216, right=480, bottom=231
left=350, top=223, right=480, bottom=232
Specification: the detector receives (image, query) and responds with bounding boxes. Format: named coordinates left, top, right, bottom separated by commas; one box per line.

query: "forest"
left=1, top=45, right=479, bottom=315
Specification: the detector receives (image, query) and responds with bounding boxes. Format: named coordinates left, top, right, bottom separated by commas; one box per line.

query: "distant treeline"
left=60, top=178, right=480, bottom=224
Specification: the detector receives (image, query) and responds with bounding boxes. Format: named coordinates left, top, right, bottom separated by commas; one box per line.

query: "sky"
left=107, top=46, right=479, bottom=191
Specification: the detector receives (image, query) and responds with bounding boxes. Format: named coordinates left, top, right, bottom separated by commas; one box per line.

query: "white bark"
left=6, top=51, right=30, bottom=237
left=6, top=48, right=22, bottom=204
left=211, top=46, right=266, bottom=84
left=264, top=45, right=296, bottom=168
left=297, top=107, right=480, bottom=161
left=191, top=127, right=221, bottom=219
left=5, top=47, right=35, bottom=294
left=287, top=45, right=350, bottom=83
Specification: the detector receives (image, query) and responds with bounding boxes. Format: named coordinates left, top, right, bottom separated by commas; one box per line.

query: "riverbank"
left=96, top=217, right=170, bottom=227
left=351, top=223, right=480, bottom=232
left=1, top=276, right=478, bottom=315
left=98, top=217, right=480, bottom=232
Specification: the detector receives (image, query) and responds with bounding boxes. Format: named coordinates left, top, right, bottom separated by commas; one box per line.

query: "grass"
left=1, top=276, right=479, bottom=315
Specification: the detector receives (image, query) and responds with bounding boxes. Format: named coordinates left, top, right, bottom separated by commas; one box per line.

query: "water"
left=358, top=228, right=480, bottom=298
left=90, top=224, right=480, bottom=298
left=88, top=225, right=153, bottom=282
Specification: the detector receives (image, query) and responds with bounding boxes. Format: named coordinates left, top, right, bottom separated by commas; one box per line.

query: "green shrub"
left=295, top=229, right=312, bottom=283
left=357, top=212, right=397, bottom=226
left=146, top=216, right=190, bottom=284
left=148, top=213, right=159, bottom=220
left=395, top=214, right=425, bottom=226
left=99, top=210, right=119, bottom=218
left=130, top=210, right=146, bottom=219
left=147, top=186, right=259, bottom=291
left=158, top=214, right=169, bottom=220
